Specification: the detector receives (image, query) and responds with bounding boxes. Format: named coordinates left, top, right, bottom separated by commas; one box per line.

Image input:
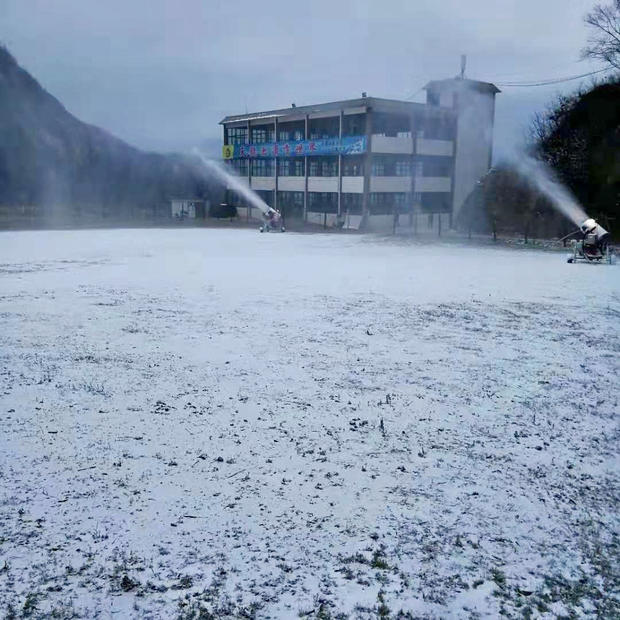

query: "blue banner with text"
left=223, top=135, right=367, bottom=159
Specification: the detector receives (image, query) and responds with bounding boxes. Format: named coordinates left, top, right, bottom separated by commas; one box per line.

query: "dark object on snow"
left=209, top=202, right=237, bottom=219
left=120, top=575, right=139, bottom=592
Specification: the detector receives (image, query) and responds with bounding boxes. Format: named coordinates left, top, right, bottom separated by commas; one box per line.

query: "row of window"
left=228, top=122, right=363, bottom=146
left=279, top=129, right=305, bottom=142
left=228, top=190, right=450, bottom=215
left=226, top=112, right=455, bottom=145
left=229, top=158, right=450, bottom=178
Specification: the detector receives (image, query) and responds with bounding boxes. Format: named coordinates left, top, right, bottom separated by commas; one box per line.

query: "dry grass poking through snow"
left=0, top=229, right=618, bottom=618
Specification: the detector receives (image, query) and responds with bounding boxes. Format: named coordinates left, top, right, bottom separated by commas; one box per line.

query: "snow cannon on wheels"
left=565, top=218, right=613, bottom=264
left=259, top=207, right=285, bottom=233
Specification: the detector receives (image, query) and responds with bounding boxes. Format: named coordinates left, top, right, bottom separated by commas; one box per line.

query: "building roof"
left=424, top=78, right=501, bottom=94
left=220, top=96, right=433, bottom=125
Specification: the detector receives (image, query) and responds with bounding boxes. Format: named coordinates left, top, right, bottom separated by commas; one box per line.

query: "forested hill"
left=535, top=78, right=619, bottom=230
left=0, top=46, right=217, bottom=224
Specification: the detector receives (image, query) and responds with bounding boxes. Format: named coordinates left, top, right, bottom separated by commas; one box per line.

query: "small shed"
left=171, top=198, right=206, bottom=219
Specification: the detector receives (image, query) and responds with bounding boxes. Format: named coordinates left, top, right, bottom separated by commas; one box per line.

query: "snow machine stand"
left=259, top=207, right=286, bottom=233
left=565, top=218, right=614, bottom=264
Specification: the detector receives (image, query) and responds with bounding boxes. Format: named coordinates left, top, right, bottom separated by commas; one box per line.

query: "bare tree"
left=581, top=1, right=620, bottom=69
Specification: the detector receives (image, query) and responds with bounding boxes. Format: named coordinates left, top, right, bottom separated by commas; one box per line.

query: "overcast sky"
left=0, top=0, right=608, bottom=160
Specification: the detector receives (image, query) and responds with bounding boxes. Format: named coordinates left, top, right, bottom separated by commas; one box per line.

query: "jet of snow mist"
left=512, top=154, right=588, bottom=227
left=193, top=150, right=271, bottom=215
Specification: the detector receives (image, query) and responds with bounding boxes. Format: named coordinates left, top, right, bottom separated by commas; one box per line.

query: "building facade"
left=220, top=78, right=499, bottom=232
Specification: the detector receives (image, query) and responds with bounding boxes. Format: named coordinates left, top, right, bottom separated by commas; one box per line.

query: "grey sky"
left=0, top=0, right=606, bottom=160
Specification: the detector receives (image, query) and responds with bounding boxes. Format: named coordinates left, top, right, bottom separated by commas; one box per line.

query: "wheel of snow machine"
left=281, top=226, right=286, bottom=232
left=259, top=226, right=264, bottom=233
left=567, top=257, right=574, bottom=263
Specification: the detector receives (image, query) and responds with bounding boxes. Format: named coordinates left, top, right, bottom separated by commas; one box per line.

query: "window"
left=309, top=117, right=339, bottom=140
left=369, top=192, right=393, bottom=214
left=308, top=192, right=337, bottom=213
left=422, top=117, right=455, bottom=140
left=293, top=129, right=304, bottom=141
left=278, top=130, right=290, bottom=142
left=342, top=114, right=365, bottom=137
left=278, top=159, right=290, bottom=176
left=293, top=159, right=304, bottom=176
left=420, top=192, right=451, bottom=212
left=309, top=158, right=337, bottom=177
left=341, top=193, right=362, bottom=214
left=422, top=158, right=452, bottom=177
left=414, top=161, right=424, bottom=177
left=278, top=159, right=304, bottom=177
left=343, top=157, right=363, bottom=176
left=251, top=128, right=267, bottom=143
left=232, top=159, right=248, bottom=176
left=251, top=126, right=275, bottom=143
left=371, top=161, right=385, bottom=176
left=427, top=91, right=440, bottom=106
left=372, top=113, right=410, bottom=138
left=395, top=161, right=411, bottom=176
left=394, top=193, right=409, bottom=213
left=277, top=191, right=304, bottom=218
left=251, top=159, right=274, bottom=176
left=321, top=157, right=338, bottom=177
left=227, top=127, right=247, bottom=145
left=256, top=190, right=273, bottom=207
left=278, top=191, right=304, bottom=206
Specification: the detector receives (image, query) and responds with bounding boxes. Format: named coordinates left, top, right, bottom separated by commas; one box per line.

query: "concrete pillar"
left=409, top=111, right=416, bottom=228
left=274, top=117, right=278, bottom=212
left=337, top=110, right=343, bottom=217
left=247, top=120, right=251, bottom=220
left=362, top=108, right=372, bottom=220
left=303, top=114, right=309, bottom=222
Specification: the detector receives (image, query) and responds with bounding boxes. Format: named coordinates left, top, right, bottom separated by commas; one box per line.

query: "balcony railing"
left=416, top=138, right=453, bottom=157
left=250, top=177, right=276, bottom=191
left=371, top=135, right=414, bottom=154
left=414, top=176, right=452, bottom=192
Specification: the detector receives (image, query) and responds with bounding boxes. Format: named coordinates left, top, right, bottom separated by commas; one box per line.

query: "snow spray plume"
left=511, top=155, right=588, bottom=227
left=192, top=150, right=272, bottom=215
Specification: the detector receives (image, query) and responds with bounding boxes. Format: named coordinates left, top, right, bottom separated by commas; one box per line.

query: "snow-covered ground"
left=0, top=228, right=618, bottom=619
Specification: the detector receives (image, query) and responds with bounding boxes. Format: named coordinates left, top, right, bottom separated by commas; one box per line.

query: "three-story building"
left=220, top=77, right=499, bottom=232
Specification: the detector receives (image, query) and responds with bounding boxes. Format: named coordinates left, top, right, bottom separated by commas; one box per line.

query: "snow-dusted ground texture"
left=1, top=229, right=618, bottom=619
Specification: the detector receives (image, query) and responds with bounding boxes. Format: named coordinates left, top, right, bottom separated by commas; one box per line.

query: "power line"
left=404, top=85, right=426, bottom=100
left=484, top=59, right=587, bottom=82
left=402, top=65, right=613, bottom=101
left=498, top=67, right=612, bottom=87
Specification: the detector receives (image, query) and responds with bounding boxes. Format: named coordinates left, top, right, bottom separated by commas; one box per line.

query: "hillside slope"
left=536, top=79, right=620, bottom=231
left=0, top=46, right=217, bottom=224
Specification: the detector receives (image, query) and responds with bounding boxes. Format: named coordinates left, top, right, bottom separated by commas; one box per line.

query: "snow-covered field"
left=0, top=228, right=618, bottom=619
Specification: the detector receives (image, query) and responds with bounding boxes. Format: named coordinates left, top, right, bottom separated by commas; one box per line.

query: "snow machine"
left=259, top=208, right=285, bottom=233
left=565, top=218, right=613, bottom=264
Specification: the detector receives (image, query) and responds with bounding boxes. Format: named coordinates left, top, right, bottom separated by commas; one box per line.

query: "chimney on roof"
left=361, top=92, right=367, bottom=98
